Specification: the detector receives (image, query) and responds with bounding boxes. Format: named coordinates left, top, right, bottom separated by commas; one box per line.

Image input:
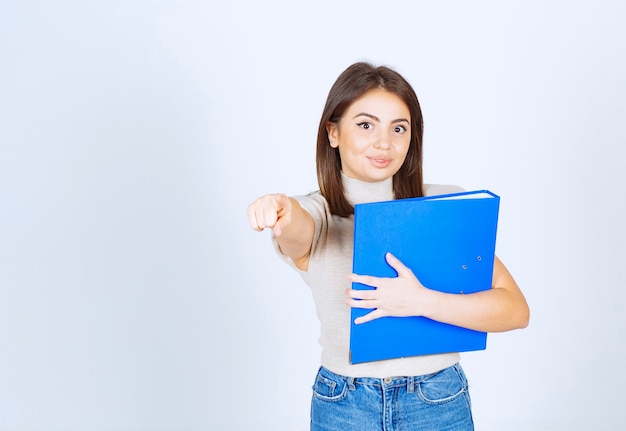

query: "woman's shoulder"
left=293, top=190, right=329, bottom=218
left=423, top=183, right=465, bottom=196
left=294, top=189, right=325, bottom=205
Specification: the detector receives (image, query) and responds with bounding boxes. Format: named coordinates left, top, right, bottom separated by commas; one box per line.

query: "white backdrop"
left=1, top=1, right=625, bottom=430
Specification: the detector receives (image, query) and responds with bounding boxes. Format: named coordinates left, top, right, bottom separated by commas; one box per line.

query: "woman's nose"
left=373, top=132, right=391, bottom=149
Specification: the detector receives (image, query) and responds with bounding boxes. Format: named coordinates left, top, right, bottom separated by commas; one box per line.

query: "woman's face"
left=327, top=89, right=411, bottom=183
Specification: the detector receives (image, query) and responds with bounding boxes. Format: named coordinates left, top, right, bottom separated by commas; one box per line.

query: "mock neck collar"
left=342, top=173, right=394, bottom=206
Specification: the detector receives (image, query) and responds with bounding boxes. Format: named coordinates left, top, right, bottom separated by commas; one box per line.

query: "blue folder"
left=349, top=190, right=500, bottom=364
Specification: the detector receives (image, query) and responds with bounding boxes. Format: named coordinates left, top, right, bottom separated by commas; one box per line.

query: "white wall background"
left=1, top=1, right=624, bottom=430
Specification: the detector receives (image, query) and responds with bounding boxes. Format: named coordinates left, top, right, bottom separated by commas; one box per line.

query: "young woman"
left=247, top=62, right=529, bottom=431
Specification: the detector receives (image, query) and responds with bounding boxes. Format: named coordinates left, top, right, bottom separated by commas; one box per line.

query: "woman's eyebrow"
left=353, top=112, right=380, bottom=121
left=352, top=113, right=409, bottom=124
left=392, top=118, right=410, bottom=124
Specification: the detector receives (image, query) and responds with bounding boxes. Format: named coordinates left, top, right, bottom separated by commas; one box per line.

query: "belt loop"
left=407, top=376, right=415, bottom=393
left=347, top=376, right=356, bottom=391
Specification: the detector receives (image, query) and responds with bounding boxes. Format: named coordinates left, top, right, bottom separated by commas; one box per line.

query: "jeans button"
left=383, top=377, right=392, bottom=384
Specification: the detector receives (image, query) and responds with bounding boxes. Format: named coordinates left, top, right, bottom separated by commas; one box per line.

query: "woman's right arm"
left=247, top=193, right=315, bottom=271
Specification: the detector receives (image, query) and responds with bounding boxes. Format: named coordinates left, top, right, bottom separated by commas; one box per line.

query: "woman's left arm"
left=347, top=253, right=530, bottom=332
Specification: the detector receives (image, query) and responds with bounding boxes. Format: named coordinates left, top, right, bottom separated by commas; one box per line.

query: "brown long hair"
left=316, top=62, right=425, bottom=217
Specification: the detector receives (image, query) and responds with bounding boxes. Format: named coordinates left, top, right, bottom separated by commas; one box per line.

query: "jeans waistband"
left=319, top=364, right=460, bottom=393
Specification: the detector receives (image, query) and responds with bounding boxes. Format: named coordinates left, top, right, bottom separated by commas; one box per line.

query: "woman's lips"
left=367, top=155, right=392, bottom=168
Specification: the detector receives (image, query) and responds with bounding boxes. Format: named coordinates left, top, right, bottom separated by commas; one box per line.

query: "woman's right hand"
left=247, top=193, right=314, bottom=270
left=247, top=193, right=293, bottom=236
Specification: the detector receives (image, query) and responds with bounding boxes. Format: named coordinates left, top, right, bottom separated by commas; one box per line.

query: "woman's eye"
left=357, top=122, right=372, bottom=130
left=394, top=125, right=407, bottom=133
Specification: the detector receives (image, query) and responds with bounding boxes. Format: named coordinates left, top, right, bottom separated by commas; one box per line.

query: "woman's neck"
left=342, top=173, right=394, bottom=206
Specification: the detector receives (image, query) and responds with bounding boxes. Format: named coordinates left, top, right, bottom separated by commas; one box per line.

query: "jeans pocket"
left=416, top=364, right=469, bottom=405
left=311, top=367, right=348, bottom=402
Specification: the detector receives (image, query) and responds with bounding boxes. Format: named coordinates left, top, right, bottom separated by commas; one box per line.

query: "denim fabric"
left=310, top=363, right=474, bottom=431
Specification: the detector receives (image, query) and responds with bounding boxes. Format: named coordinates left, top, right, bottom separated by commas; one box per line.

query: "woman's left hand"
left=346, top=252, right=431, bottom=324
left=347, top=253, right=530, bottom=332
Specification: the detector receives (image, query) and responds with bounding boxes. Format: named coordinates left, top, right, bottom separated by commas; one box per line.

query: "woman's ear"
left=326, top=122, right=339, bottom=148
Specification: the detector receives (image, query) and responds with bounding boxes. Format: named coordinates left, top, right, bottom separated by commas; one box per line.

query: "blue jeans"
left=310, top=364, right=474, bottom=431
